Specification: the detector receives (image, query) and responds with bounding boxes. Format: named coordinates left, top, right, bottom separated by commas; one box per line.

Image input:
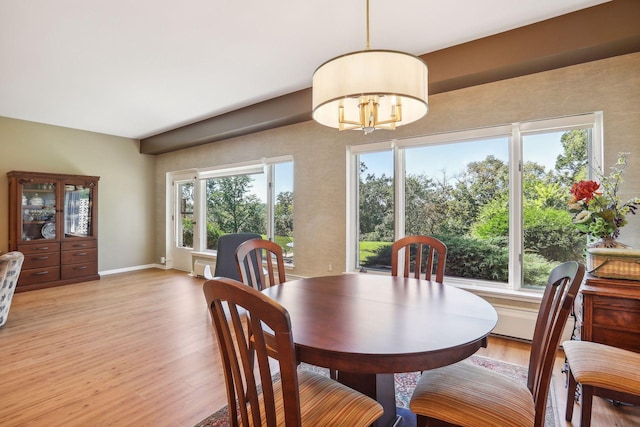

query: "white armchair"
left=0, top=251, right=24, bottom=327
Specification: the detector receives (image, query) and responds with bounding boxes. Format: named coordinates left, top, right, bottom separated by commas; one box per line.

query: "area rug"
left=194, top=355, right=557, bottom=426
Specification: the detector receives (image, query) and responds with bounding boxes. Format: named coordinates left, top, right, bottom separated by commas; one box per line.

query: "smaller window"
left=189, top=158, right=294, bottom=263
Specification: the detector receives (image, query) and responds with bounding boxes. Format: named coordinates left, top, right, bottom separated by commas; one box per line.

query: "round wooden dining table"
left=262, top=273, right=498, bottom=427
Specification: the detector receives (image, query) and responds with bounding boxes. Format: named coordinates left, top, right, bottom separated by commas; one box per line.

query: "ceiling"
left=0, top=0, right=610, bottom=140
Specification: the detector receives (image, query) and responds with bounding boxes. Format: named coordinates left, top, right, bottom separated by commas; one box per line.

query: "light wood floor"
left=1, top=268, right=638, bottom=426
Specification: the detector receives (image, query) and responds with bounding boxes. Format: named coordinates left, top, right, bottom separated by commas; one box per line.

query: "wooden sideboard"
left=573, top=274, right=640, bottom=405
left=577, top=275, right=640, bottom=353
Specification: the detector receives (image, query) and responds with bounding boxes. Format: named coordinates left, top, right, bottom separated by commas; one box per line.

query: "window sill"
left=450, top=281, right=543, bottom=304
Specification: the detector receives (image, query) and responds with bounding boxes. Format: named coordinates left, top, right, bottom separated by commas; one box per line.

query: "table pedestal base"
left=337, top=372, right=416, bottom=427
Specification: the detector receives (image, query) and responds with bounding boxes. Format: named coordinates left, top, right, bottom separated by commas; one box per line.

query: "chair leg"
left=565, top=368, right=577, bottom=421
left=580, top=384, right=594, bottom=427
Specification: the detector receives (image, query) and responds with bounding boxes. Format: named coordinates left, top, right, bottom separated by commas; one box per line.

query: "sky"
left=362, top=131, right=567, bottom=179
left=245, top=161, right=293, bottom=202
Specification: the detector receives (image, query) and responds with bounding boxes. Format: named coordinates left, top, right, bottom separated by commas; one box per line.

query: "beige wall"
left=156, top=52, right=640, bottom=278
left=0, top=118, right=156, bottom=271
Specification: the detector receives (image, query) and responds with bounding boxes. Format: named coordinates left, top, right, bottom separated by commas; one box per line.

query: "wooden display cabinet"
left=7, top=171, right=100, bottom=292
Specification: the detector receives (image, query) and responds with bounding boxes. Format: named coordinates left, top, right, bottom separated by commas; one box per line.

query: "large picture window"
left=349, top=114, right=602, bottom=290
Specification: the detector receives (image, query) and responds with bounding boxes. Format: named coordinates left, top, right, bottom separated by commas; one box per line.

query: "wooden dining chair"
left=563, top=340, right=640, bottom=427
left=203, top=277, right=383, bottom=426
left=409, top=261, right=585, bottom=427
left=391, top=235, right=447, bottom=283
left=235, top=238, right=338, bottom=379
left=235, top=239, right=286, bottom=291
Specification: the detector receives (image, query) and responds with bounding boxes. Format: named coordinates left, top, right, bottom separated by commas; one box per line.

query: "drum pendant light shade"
left=311, top=0, right=429, bottom=134
left=312, top=50, right=428, bottom=133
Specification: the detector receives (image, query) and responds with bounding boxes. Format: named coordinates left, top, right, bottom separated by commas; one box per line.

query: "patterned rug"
left=194, top=355, right=557, bottom=426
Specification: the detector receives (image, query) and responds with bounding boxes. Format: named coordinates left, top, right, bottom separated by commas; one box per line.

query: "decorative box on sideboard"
left=7, top=171, right=100, bottom=292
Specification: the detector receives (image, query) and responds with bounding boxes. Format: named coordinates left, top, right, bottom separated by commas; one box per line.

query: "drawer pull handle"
left=75, top=252, right=88, bottom=256
left=75, top=266, right=88, bottom=270
left=36, top=271, right=49, bottom=275
left=73, top=244, right=88, bottom=248
left=36, top=247, right=49, bottom=251
left=34, top=256, right=49, bottom=260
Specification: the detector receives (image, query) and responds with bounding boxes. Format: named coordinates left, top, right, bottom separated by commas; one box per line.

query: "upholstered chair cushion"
left=563, top=340, right=640, bottom=395
left=248, top=370, right=382, bottom=426
left=409, top=360, right=535, bottom=427
left=0, top=251, right=25, bottom=327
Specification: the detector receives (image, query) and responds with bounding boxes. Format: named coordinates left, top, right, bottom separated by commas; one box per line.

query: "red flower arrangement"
left=568, top=153, right=639, bottom=241
left=570, top=180, right=600, bottom=203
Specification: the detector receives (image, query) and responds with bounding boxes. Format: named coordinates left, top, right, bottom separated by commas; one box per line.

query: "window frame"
left=347, top=113, right=602, bottom=291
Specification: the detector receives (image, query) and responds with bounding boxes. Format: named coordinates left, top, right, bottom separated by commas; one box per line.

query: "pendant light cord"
left=365, top=0, right=370, bottom=50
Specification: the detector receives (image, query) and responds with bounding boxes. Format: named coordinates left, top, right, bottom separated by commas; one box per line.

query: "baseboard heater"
left=193, top=259, right=215, bottom=278
left=492, top=304, right=573, bottom=342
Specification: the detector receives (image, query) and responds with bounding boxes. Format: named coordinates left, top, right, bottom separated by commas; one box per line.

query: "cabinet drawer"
left=23, top=252, right=60, bottom=269
left=592, top=328, right=640, bottom=353
left=62, top=240, right=97, bottom=251
left=61, top=262, right=98, bottom=280
left=18, top=242, right=61, bottom=255
left=591, top=307, right=640, bottom=334
left=61, top=248, right=97, bottom=264
left=18, top=267, right=61, bottom=286
left=590, top=297, right=640, bottom=334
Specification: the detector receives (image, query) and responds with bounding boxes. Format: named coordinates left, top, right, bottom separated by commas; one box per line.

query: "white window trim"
left=346, top=112, right=603, bottom=294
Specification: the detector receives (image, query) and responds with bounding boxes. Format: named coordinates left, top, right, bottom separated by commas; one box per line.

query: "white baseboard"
left=99, top=264, right=165, bottom=276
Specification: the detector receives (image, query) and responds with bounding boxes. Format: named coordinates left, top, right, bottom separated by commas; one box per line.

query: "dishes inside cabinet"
left=41, top=222, right=56, bottom=239
left=29, top=194, right=44, bottom=206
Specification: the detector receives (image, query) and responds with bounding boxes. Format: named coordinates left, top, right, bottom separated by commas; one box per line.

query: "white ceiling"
left=0, top=0, right=609, bottom=140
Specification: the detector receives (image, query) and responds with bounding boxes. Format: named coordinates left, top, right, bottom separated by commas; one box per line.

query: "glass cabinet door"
left=21, top=181, right=57, bottom=242
left=64, top=183, right=94, bottom=237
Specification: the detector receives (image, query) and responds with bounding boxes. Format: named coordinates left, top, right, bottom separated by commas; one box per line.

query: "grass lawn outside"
left=273, top=235, right=295, bottom=258
left=359, top=241, right=389, bottom=264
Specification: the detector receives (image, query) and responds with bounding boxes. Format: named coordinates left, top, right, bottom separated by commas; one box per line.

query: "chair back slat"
left=527, top=261, right=585, bottom=427
left=391, top=235, right=447, bottom=283
left=204, top=277, right=301, bottom=426
left=236, top=239, right=286, bottom=290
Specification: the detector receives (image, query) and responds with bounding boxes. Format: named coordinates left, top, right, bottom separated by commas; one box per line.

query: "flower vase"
left=587, top=236, right=629, bottom=249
